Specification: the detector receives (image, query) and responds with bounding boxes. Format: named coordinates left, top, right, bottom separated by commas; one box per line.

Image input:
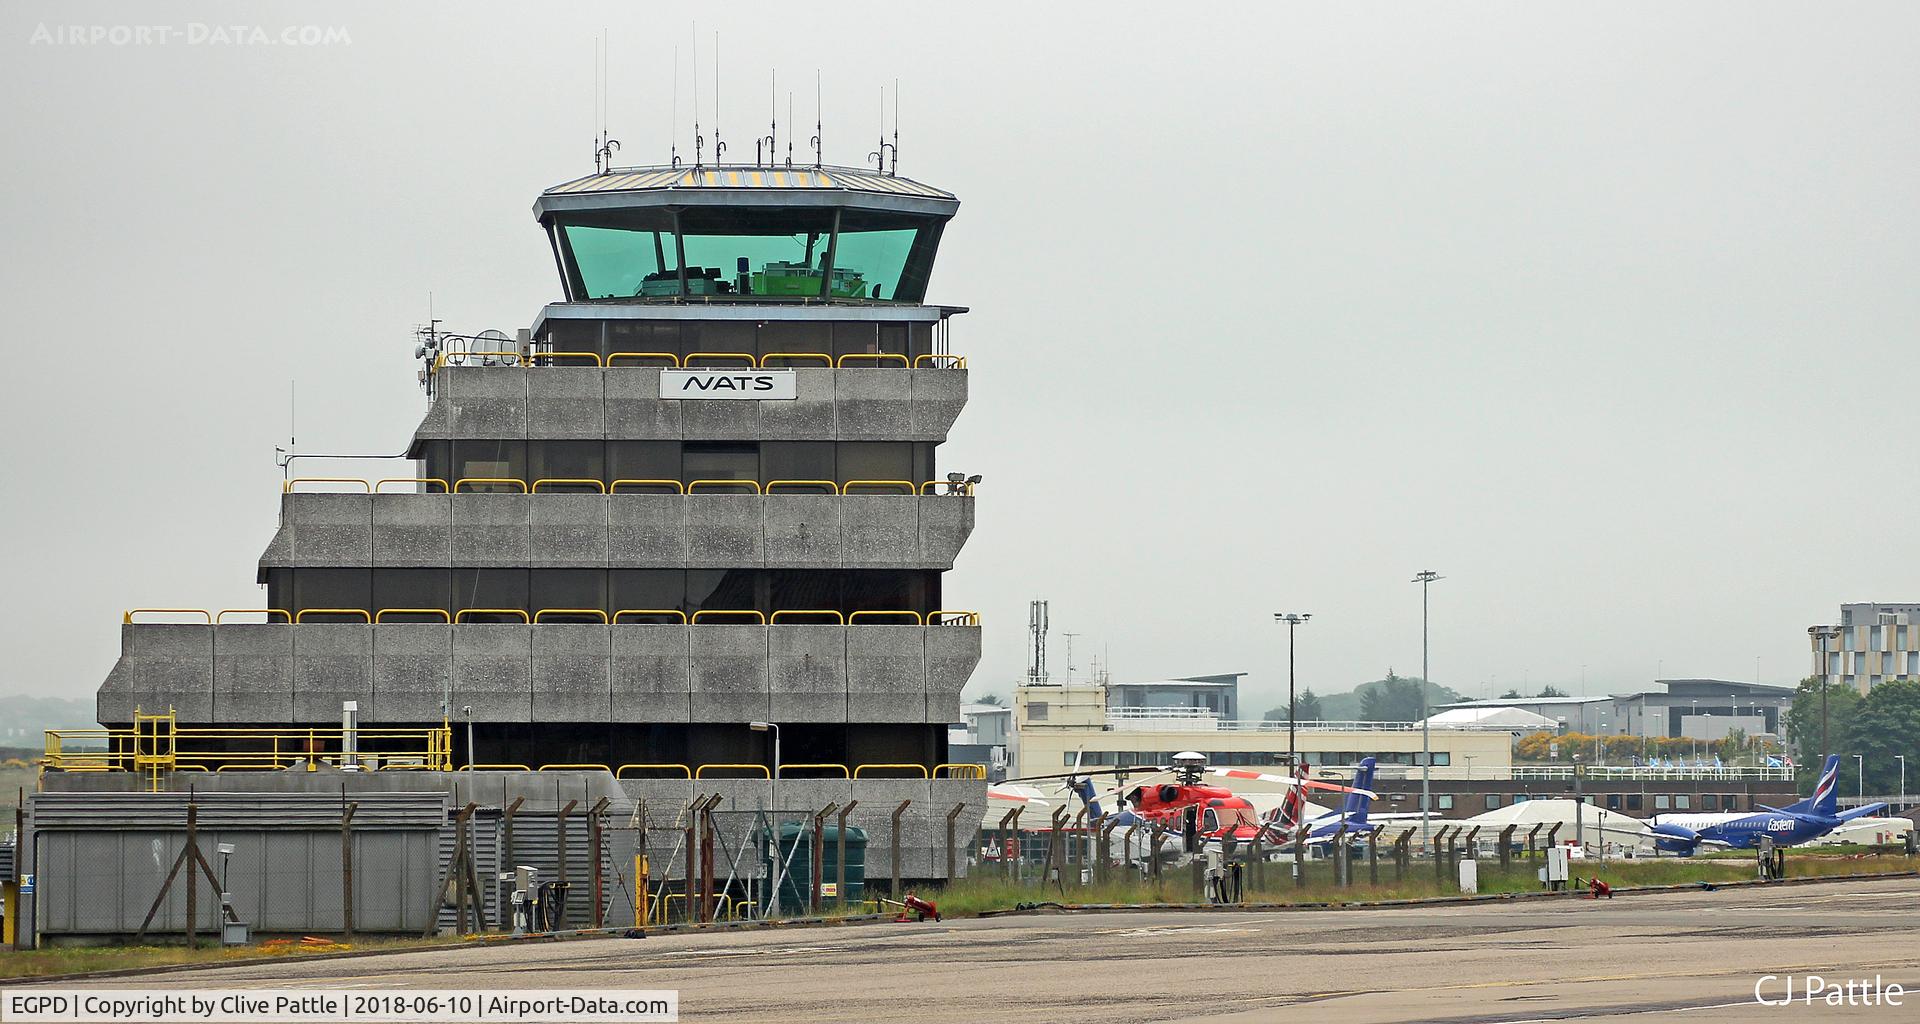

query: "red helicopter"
left=992, top=751, right=1375, bottom=859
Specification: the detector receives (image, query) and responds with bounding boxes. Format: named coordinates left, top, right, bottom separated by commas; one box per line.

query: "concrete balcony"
left=98, top=622, right=980, bottom=726
left=257, top=491, right=973, bottom=571
left=410, top=365, right=966, bottom=443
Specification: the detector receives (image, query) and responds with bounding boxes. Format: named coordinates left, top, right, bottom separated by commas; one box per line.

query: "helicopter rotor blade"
left=1207, top=767, right=1376, bottom=799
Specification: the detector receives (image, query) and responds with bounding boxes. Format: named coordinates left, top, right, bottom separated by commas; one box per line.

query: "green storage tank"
left=768, top=822, right=868, bottom=913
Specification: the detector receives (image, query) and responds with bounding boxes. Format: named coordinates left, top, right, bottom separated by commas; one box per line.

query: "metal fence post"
left=945, top=803, right=964, bottom=884
left=1332, top=826, right=1348, bottom=886
left=555, top=799, right=577, bottom=928
left=1048, top=806, right=1069, bottom=891
left=1248, top=829, right=1263, bottom=893
left=340, top=797, right=358, bottom=940
left=1006, top=810, right=1021, bottom=883
left=1526, top=823, right=1543, bottom=861
left=1068, top=808, right=1087, bottom=888
left=1293, top=825, right=1306, bottom=888
left=1499, top=825, right=1516, bottom=871
left=683, top=801, right=697, bottom=923
left=590, top=797, right=609, bottom=929
left=890, top=799, right=911, bottom=899
left=1367, top=825, right=1382, bottom=885
left=1432, top=826, right=1448, bottom=883
left=838, top=801, right=859, bottom=908
left=185, top=797, right=199, bottom=949
left=810, top=803, right=837, bottom=915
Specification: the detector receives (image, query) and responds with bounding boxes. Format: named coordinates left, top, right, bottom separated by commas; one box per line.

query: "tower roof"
left=546, top=163, right=953, bottom=199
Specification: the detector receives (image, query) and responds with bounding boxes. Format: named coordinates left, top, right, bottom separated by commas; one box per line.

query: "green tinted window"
left=679, top=208, right=836, bottom=298
left=565, top=221, right=680, bottom=299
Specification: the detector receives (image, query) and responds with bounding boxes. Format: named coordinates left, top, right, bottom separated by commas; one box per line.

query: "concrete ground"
left=59, top=877, right=1920, bottom=1023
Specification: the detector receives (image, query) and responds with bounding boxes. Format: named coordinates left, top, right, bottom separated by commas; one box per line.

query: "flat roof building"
left=1811, top=604, right=1920, bottom=694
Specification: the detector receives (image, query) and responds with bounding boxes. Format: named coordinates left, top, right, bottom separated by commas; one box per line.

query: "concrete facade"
left=263, top=493, right=971, bottom=572
left=103, top=623, right=978, bottom=726
left=412, top=366, right=966, bottom=444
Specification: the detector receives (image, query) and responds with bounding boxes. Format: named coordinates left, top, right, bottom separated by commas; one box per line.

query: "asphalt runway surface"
left=54, top=877, right=1920, bottom=1022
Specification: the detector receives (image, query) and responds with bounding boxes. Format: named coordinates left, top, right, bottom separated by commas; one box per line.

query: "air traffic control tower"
left=76, top=160, right=987, bottom=884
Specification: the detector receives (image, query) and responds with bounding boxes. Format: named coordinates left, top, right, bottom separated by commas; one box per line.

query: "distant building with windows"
left=1811, top=603, right=1920, bottom=694
left=1104, top=672, right=1243, bottom=720
left=1435, top=679, right=1792, bottom=741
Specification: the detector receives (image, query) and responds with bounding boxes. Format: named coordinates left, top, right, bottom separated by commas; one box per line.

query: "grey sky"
left=3, top=2, right=1915, bottom=715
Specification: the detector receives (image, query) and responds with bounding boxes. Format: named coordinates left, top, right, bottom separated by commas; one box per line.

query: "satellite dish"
left=477, top=329, right=510, bottom=347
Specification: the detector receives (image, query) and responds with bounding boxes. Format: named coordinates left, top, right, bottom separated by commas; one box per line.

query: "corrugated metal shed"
left=30, top=792, right=449, bottom=830
left=545, top=163, right=953, bottom=199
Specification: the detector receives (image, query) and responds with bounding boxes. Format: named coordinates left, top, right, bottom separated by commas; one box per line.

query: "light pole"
left=751, top=721, right=781, bottom=915
left=1274, top=613, right=1311, bottom=767
left=1897, top=755, right=1907, bottom=812
left=1855, top=754, right=1865, bottom=801
left=1809, top=626, right=1841, bottom=758
left=1412, top=570, right=1443, bottom=841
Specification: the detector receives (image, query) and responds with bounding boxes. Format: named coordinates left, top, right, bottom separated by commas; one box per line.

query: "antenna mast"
left=691, top=25, right=703, bottom=167
left=786, top=91, right=794, bottom=166
left=670, top=47, right=680, bottom=168
left=760, top=70, right=775, bottom=166
left=592, top=32, right=620, bottom=174
left=810, top=71, right=822, bottom=168
left=1028, top=600, right=1050, bottom=684
left=891, top=78, right=899, bottom=176
left=712, top=31, right=725, bottom=165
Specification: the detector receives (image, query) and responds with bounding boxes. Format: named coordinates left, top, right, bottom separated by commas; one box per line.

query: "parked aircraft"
left=1650, top=755, right=1888, bottom=855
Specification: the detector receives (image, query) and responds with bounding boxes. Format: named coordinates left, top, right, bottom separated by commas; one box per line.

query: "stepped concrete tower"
left=79, top=161, right=987, bottom=885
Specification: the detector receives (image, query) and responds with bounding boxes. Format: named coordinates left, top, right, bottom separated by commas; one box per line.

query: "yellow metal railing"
left=215, top=608, right=292, bottom=623
left=690, top=610, right=766, bottom=624
left=935, top=763, right=988, bottom=779
left=607, top=352, right=681, bottom=367
left=124, top=608, right=212, bottom=624
left=687, top=479, right=762, bottom=494
left=374, top=478, right=451, bottom=493
left=847, top=610, right=924, bottom=625
left=428, top=350, right=965, bottom=372
left=533, top=608, right=609, bottom=623
left=531, top=478, right=608, bottom=493
left=617, top=763, right=693, bottom=779
left=695, top=763, right=772, bottom=779
left=295, top=608, right=372, bottom=624
left=759, top=352, right=833, bottom=367
left=374, top=608, right=451, bottom=623
left=769, top=610, right=846, bottom=624
left=612, top=609, right=689, bottom=624
left=454, top=608, right=530, bottom=623
left=454, top=478, right=529, bottom=493
left=854, top=763, right=930, bottom=779
left=930, top=610, right=981, bottom=626
left=283, top=478, right=372, bottom=493
left=267, top=478, right=978, bottom=496
left=46, top=714, right=454, bottom=783
left=529, top=351, right=606, bottom=366
left=777, top=763, right=851, bottom=778
left=842, top=480, right=916, bottom=495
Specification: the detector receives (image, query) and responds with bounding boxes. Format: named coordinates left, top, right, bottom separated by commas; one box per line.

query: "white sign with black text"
left=658, top=369, right=797, bottom=400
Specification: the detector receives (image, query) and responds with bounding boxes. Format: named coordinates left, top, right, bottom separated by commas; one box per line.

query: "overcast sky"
left=3, top=2, right=1916, bottom=713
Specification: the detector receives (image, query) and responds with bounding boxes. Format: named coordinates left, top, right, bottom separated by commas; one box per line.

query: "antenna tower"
left=1027, top=600, right=1050, bottom=684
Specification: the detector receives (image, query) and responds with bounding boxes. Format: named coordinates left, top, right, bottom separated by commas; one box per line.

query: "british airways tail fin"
left=1340, top=758, right=1378, bottom=827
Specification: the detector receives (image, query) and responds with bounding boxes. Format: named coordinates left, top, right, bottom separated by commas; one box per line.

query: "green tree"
left=975, top=693, right=1004, bottom=706
left=1842, top=679, right=1920, bottom=796
left=1783, top=676, right=1862, bottom=793
left=1263, top=688, right=1327, bottom=722
left=1537, top=685, right=1569, bottom=698
left=1359, top=673, right=1427, bottom=721
left=1499, top=689, right=1523, bottom=699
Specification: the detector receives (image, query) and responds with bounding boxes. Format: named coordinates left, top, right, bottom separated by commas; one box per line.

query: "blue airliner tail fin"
left=1341, top=757, right=1378, bottom=827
